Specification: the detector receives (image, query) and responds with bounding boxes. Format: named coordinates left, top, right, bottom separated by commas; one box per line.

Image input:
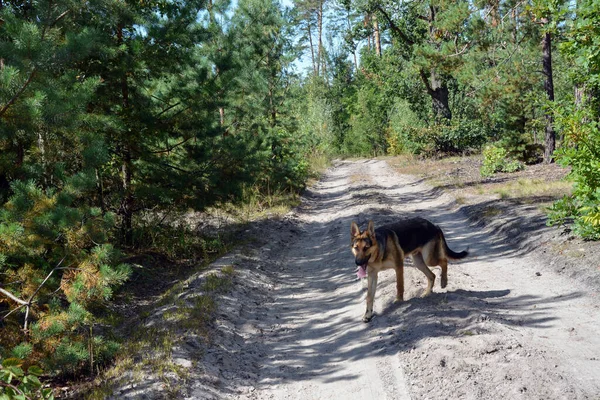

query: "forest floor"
left=88, top=157, right=600, bottom=399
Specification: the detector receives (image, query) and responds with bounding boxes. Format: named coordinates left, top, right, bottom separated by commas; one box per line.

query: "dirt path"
left=237, top=159, right=600, bottom=400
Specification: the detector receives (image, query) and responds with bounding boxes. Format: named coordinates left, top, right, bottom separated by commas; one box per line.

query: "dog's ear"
left=351, top=221, right=360, bottom=237
left=367, top=220, right=375, bottom=237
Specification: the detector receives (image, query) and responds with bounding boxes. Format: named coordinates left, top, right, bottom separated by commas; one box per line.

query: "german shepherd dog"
left=351, top=217, right=468, bottom=322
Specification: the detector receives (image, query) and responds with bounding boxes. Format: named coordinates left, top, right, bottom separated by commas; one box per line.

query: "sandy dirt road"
left=239, top=159, right=600, bottom=400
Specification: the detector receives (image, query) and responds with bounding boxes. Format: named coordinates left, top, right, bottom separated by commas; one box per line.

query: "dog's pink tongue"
left=356, top=265, right=367, bottom=279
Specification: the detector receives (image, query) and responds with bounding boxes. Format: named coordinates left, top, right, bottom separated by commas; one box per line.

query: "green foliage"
left=10, top=345, right=32, bottom=361
left=546, top=0, right=600, bottom=240
left=341, top=53, right=389, bottom=156
left=263, top=127, right=312, bottom=192
left=387, top=99, right=430, bottom=155
left=387, top=103, right=488, bottom=156
left=1, top=0, right=313, bottom=379
left=0, top=359, right=54, bottom=399
left=0, top=178, right=130, bottom=374
left=548, top=108, right=600, bottom=239
left=480, top=145, right=524, bottom=177
left=434, top=119, right=489, bottom=154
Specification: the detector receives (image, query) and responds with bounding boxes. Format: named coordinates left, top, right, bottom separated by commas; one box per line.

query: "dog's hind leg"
left=440, top=258, right=448, bottom=289
left=363, top=271, right=378, bottom=322
left=412, top=253, right=435, bottom=297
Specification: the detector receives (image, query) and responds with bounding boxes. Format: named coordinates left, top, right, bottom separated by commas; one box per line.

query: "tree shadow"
left=241, top=174, right=583, bottom=388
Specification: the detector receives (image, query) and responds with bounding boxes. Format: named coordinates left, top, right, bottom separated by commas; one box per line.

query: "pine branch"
left=0, top=288, right=27, bottom=305
left=41, top=9, right=70, bottom=40
left=446, top=42, right=472, bottom=58
left=0, top=68, right=37, bottom=119
left=150, top=137, right=192, bottom=154
left=0, top=257, right=66, bottom=334
left=1, top=303, right=27, bottom=322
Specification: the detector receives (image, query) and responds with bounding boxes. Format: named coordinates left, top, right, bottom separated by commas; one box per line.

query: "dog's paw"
left=362, top=312, right=373, bottom=323
left=420, top=290, right=432, bottom=298
left=394, top=296, right=403, bottom=303
left=441, top=277, right=448, bottom=289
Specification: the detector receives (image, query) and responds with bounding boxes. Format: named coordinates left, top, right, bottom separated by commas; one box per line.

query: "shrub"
left=548, top=106, right=600, bottom=240
left=388, top=102, right=489, bottom=156
left=433, top=119, right=489, bottom=154
left=387, top=100, right=430, bottom=155
left=0, top=358, right=54, bottom=399
left=480, top=145, right=524, bottom=177
left=0, top=181, right=130, bottom=377
left=343, top=83, right=388, bottom=156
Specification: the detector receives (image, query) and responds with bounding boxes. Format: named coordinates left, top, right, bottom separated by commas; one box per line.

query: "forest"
left=1, top=0, right=600, bottom=395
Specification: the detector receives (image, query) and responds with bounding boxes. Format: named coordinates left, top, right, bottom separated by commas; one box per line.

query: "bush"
left=343, top=82, right=388, bottom=156
left=0, top=181, right=130, bottom=377
left=387, top=101, right=489, bottom=155
left=387, top=100, right=431, bottom=155
left=480, top=145, right=524, bottom=177
left=433, top=119, right=489, bottom=154
left=0, top=358, right=54, bottom=399
left=548, top=105, right=600, bottom=240
left=263, top=127, right=311, bottom=193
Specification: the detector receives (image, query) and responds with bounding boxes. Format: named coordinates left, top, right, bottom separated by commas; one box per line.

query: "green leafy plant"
left=546, top=0, right=600, bottom=240
left=0, top=359, right=54, bottom=400
left=434, top=119, right=489, bottom=154
left=480, top=145, right=524, bottom=177
left=548, top=108, right=600, bottom=240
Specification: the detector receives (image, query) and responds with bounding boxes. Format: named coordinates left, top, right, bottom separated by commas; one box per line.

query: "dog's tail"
left=440, top=230, right=469, bottom=260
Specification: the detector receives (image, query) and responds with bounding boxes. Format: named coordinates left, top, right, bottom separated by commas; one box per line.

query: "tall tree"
left=0, top=0, right=132, bottom=373
left=530, top=0, right=566, bottom=163
left=372, top=0, right=473, bottom=121
left=294, top=0, right=327, bottom=76
left=541, top=28, right=555, bottom=163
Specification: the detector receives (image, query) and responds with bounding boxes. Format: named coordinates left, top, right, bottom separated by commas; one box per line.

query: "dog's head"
left=350, top=220, right=377, bottom=268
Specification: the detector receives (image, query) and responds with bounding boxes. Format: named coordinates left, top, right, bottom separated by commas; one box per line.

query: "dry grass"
left=82, top=266, right=236, bottom=399
left=388, top=154, right=572, bottom=206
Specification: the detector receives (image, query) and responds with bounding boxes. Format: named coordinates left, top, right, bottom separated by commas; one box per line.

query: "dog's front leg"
left=363, top=270, right=378, bottom=322
left=394, top=260, right=404, bottom=302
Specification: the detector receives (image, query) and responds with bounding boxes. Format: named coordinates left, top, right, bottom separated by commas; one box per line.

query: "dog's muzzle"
left=355, top=256, right=369, bottom=266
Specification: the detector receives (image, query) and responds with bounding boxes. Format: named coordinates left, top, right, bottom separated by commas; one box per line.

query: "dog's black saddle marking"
left=375, top=229, right=389, bottom=259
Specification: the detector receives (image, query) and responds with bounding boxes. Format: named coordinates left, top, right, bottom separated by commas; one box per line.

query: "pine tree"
left=367, top=0, right=474, bottom=121
left=0, top=0, right=131, bottom=373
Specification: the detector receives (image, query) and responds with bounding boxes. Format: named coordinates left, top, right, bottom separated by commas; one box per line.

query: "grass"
left=490, top=178, right=572, bottom=201
left=81, top=204, right=255, bottom=399
left=84, top=267, right=236, bottom=399
left=389, top=154, right=572, bottom=207
left=223, top=189, right=301, bottom=224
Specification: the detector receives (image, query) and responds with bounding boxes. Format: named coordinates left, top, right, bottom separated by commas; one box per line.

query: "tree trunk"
left=373, top=15, right=381, bottom=57
left=489, top=0, right=499, bottom=27
left=208, top=0, right=225, bottom=127
left=345, top=9, right=358, bottom=71
left=95, top=168, right=105, bottom=213
left=317, top=0, right=324, bottom=76
left=267, top=54, right=276, bottom=127
left=420, top=69, right=452, bottom=121
left=118, top=24, right=134, bottom=245
left=574, top=84, right=586, bottom=109
left=307, top=23, right=317, bottom=75
left=542, top=30, right=555, bottom=164
left=121, top=148, right=133, bottom=245
left=425, top=6, right=450, bottom=121
left=364, top=15, right=371, bottom=50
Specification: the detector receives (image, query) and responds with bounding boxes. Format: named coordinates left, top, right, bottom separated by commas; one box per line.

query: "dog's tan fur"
left=351, top=217, right=468, bottom=322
